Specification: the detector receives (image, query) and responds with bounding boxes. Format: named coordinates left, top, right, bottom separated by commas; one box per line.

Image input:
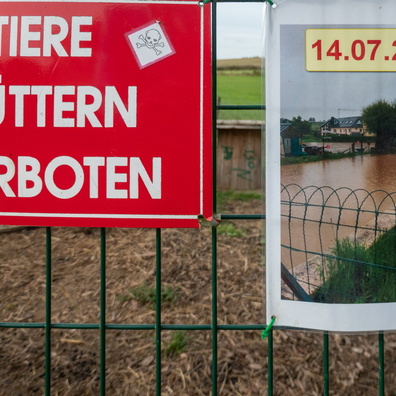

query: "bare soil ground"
left=0, top=195, right=396, bottom=395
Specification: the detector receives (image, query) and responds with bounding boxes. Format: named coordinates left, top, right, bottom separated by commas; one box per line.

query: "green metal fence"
left=0, top=1, right=393, bottom=395
left=282, top=184, right=396, bottom=301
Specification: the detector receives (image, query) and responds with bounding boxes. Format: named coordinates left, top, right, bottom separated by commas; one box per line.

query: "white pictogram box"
left=126, top=21, right=176, bottom=68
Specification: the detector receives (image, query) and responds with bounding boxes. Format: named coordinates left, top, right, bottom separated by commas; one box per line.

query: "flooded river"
left=281, top=154, right=396, bottom=271
left=282, top=153, right=396, bottom=192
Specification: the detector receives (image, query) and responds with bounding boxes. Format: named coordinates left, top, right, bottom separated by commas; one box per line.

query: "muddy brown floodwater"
left=281, top=154, right=396, bottom=270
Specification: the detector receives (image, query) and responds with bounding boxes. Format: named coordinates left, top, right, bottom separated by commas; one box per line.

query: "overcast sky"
left=216, top=3, right=265, bottom=60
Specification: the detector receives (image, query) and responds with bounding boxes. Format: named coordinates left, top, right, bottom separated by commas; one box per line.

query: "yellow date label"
left=306, top=29, right=396, bottom=72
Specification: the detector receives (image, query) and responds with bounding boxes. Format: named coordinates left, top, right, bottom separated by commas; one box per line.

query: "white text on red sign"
left=0, top=15, right=93, bottom=57
left=0, top=84, right=137, bottom=127
left=0, top=156, right=161, bottom=199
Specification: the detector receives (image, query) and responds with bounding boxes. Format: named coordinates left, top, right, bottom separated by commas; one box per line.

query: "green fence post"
left=211, top=226, right=218, bottom=395
left=45, top=227, right=52, bottom=396
left=324, top=332, right=329, bottom=396
left=379, top=332, right=385, bottom=396
left=267, top=328, right=273, bottom=396
left=155, top=228, right=162, bottom=396
left=100, top=228, right=106, bottom=396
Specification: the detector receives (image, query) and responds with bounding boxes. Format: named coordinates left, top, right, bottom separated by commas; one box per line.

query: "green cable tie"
left=261, top=316, right=276, bottom=340
left=265, top=0, right=277, bottom=8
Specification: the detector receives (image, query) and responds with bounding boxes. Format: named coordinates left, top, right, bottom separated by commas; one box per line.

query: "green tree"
left=362, top=100, right=396, bottom=154
left=291, top=116, right=313, bottom=136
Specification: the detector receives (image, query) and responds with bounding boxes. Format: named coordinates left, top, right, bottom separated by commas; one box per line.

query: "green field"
left=216, top=58, right=264, bottom=120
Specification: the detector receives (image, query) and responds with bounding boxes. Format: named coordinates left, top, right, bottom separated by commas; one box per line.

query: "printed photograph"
left=280, top=24, right=396, bottom=303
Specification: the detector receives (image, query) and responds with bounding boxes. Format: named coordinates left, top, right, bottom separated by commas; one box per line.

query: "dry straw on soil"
left=0, top=196, right=396, bottom=395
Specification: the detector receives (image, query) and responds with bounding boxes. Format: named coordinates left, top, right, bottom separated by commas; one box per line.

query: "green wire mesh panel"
left=0, top=1, right=393, bottom=395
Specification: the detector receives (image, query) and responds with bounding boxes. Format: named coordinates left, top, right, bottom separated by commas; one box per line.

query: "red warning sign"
left=0, top=0, right=212, bottom=228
